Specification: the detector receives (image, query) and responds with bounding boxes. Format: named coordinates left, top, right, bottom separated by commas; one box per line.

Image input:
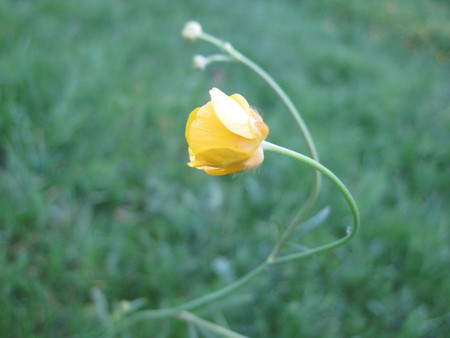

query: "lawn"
left=1, top=0, right=449, bottom=337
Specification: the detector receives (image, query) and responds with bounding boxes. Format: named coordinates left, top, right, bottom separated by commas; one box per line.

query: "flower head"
left=182, top=21, right=203, bottom=42
left=185, top=88, right=269, bottom=176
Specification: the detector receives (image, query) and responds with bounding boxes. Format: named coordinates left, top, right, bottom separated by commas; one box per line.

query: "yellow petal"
left=187, top=102, right=256, bottom=154
left=192, top=147, right=250, bottom=167
left=188, top=147, right=196, bottom=162
left=230, top=94, right=252, bottom=116
left=231, top=93, right=269, bottom=141
left=210, top=88, right=254, bottom=139
left=204, top=164, right=242, bottom=176
left=185, top=107, right=200, bottom=142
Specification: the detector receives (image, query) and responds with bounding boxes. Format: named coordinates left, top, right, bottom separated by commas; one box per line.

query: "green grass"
left=1, top=0, right=449, bottom=337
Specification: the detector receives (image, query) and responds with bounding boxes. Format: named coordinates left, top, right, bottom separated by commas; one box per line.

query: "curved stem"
left=199, top=33, right=321, bottom=259
left=110, top=263, right=268, bottom=335
left=225, top=46, right=319, bottom=161
left=267, top=174, right=320, bottom=261
left=110, top=140, right=358, bottom=335
left=262, top=141, right=359, bottom=264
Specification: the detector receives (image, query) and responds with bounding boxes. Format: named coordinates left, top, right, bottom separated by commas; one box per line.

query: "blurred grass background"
left=1, top=0, right=449, bottom=337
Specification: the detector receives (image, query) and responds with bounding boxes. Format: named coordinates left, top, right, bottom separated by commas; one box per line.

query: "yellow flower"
left=185, top=88, right=269, bottom=176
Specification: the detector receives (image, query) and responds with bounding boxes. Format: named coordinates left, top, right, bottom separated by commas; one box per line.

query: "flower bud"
left=182, top=21, right=203, bottom=42
left=193, top=55, right=208, bottom=71
left=185, top=88, right=269, bottom=176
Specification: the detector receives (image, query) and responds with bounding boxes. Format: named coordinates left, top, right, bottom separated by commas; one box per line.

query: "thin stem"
left=225, top=46, right=319, bottom=161
left=267, top=175, right=320, bottom=261
left=179, top=311, right=250, bottom=338
left=199, top=32, right=226, bottom=50
left=198, top=33, right=321, bottom=259
left=207, top=54, right=234, bottom=63
left=262, top=141, right=359, bottom=264
left=110, top=263, right=268, bottom=335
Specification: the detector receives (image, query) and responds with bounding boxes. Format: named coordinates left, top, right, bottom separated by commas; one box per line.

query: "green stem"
left=179, top=311, right=250, bottom=338
left=207, top=54, right=234, bottom=63
left=199, top=32, right=321, bottom=259
left=262, top=141, right=359, bottom=264
left=110, top=138, right=359, bottom=335
left=198, top=32, right=225, bottom=49
left=225, top=45, right=319, bottom=161
left=111, top=263, right=268, bottom=335
left=267, top=175, right=320, bottom=261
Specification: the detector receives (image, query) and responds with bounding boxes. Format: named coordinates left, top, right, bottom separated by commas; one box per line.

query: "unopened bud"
left=182, top=21, right=202, bottom=42
left=193, top=55, right=208, bottom=71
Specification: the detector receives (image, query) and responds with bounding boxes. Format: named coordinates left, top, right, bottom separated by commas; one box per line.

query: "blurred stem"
left=199, top=32, right=321, bottom=259
left=207, top=54, right=234, bottom=63
left=179, top=311, right=249, bottom=338
left=262, top=141, right=360, bottom=264
left=111, top=263, right=268, bottom=336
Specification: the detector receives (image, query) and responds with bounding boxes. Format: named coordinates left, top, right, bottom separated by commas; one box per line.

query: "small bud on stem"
left=182, top=21, right=203, bottom=42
